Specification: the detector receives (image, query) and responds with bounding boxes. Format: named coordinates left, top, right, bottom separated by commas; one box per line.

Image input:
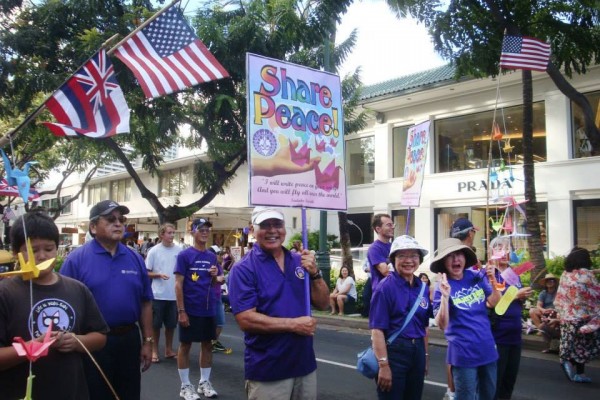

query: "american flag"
left=114, top=4, right=229, bottom=99
left=499, top=35, right=551, bottom=72
left=42, top=49, right=130, bottom=138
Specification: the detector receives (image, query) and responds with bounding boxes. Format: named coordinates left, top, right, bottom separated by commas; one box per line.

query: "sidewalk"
left=314, top=312, right=600, bottom=368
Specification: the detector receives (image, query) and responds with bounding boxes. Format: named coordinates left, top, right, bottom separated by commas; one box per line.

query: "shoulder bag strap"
left=386, top=281, right=427, bottom=345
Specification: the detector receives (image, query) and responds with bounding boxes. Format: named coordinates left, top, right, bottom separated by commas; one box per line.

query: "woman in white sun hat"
left=369, top=235, right=432, bottom=400
left=431, top=238, right=501, bottom=400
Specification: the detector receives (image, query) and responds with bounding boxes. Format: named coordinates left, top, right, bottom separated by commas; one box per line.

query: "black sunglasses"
left=100, top=215, right=127, bottom=224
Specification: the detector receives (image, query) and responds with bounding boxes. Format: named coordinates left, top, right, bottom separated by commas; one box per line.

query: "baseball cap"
left=191, top=218, right=212, bottom=231
left=251, top=206, right=284, bottom=225
left=89, top=200, right=130, bottom=220
left=450, top=217, right=479, bottom=238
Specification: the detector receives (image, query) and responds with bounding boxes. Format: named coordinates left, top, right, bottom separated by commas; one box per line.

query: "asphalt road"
left=141, top=313, right=599, bottom=399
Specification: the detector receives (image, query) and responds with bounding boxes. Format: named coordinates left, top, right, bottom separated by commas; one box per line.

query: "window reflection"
left=435, top=103, right=547, bottom=173
left=571, top=90, right=599, bottom=159
left=346, top=136, right=375, bottom=185
left=392, top=126, right=410, bottom=178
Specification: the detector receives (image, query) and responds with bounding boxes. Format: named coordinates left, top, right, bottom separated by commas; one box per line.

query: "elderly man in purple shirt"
left=229, top=207, right=329, bottom=400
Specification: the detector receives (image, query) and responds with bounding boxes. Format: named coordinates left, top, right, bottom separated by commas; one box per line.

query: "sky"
left=336, top=0, right=446, bottom=85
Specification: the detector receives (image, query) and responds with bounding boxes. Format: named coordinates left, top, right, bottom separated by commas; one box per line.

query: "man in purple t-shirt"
left=367, top=213, right=395, bottom=293
left=175, top=218, right=222, bottom=400
left=229, top=207, right=329, bottom=399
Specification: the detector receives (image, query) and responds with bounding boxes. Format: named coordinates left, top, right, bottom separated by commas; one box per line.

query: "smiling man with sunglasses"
left=61, top=200, right=154, bottom=400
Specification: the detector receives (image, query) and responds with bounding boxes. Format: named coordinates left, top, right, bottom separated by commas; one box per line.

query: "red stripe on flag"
left=194, top=40, right=229, bottom=78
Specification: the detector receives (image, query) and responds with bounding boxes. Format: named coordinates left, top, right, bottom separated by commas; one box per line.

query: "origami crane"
left=329, top=138, right=338, bottom=147
left=492, top=121, right=503, bottom=141
left=315, top=138, right=326, bottom=152
left=12, top=321, right=56, bottom=362
left=0, top=238, right=55, bottom=281
left=289, top=140, right=311, bottom=166
left=0, top=149, right=37, bottom=203
left=315, top=160, right=341, bottom=192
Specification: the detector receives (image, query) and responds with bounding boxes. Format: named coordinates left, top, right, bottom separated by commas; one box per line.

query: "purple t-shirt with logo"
left=491, top=269, right=523, bottom=345
left=370, top=273, right=432, bottom=339
left=367, top=240, right=391, bottom=291
left=433, top=269, right=498, bottom=367
left=174, top=247, right=221, bottom=317
left=228, top=245, right=316, bottom=381
left=61, top=239, right=153, bottom=327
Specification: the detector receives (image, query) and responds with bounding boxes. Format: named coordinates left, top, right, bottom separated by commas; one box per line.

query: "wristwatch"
left=143, top=337, right=154, bottom=344
left=310, top=270, right=323, bottom=280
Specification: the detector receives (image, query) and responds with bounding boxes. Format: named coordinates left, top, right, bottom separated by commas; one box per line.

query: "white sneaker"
left=180, top=384, right=200, bottom=400
left=198, top=380, right=218, bottom=398
left=443, top=389, right=455, bottom=400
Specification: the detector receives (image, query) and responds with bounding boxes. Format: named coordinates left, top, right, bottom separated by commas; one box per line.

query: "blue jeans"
left=453, top=361, right=497, bottom=400
left=377, top=337, right=426, bottom=400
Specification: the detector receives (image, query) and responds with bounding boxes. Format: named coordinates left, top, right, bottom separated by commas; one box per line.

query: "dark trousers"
left=362, top=277, right=372, bottom=317
left=377, top=337, right=426, bottom=400
left=495, top=344, right=521, bottom=400
left=84, top=328, right=142, bottom=400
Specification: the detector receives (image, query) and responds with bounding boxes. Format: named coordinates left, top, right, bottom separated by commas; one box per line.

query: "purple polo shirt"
left=433, top=269, right=498, bottom=367
left=367, top=240, right=391, bottom=291
left=370, top=273, right=432, bottom=339
left=491, top=269, right=523, bottom=345
left=60, top=239, right=153, bottom=327
left=228, top=245, right=316, bottom=381
left=174, top=247, right=221, bottom=317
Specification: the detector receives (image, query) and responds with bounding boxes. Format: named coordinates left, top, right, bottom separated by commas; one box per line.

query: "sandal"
left=561, top=362, right=575, bottom=381
left=151, top=356, right=160, bottom=363
left=572, top=374, right=592, bottom=383
left=541, top=349, right=551, bottom=354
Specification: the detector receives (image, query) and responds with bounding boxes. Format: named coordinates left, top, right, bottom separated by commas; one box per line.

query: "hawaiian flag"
left=114, top=4, right=229, bottom=99
left=42, top=49, right=130, bottom=138
left=499, top=35, right=551, bottom=72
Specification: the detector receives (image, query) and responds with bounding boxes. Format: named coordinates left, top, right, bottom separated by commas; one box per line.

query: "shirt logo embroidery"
left=294, top=266, right=305, bottom=280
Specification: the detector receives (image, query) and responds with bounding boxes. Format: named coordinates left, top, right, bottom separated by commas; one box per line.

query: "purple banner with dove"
left=246, top=53, right=347, bottom=210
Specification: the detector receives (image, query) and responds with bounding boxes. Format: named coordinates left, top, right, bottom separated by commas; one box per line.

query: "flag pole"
left=107, top=0, right=181, bottom=56
left=0, top=34, right=120, bottom=149
left=301, top=207, right=311, bottom=316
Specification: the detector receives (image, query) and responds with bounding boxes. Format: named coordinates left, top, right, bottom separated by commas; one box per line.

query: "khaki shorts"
left=245, top=370, right=316, bottom=400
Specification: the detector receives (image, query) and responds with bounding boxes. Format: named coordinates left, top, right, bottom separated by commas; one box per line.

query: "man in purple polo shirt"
left=228, top=206, right=329, bottom=399
left=175, top=218, right=222, bottom=400
left=61, top=200, right=154, bottom=400
left=367, top=213, right=395, bottom=293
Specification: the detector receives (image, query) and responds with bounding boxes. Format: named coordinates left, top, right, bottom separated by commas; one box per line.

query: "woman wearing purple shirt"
left=370, top=235, right=432, bottom=400
left=488, top=237, right=532, bottom=400
left=432, top=238, right=501, bottom=400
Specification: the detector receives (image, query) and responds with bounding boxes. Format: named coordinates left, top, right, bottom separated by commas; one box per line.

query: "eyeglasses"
left=396, top=253, right=420, bottom=261
left=259, top=221, right=285, bottom=230
left=99, top=215, right=127, bottom=224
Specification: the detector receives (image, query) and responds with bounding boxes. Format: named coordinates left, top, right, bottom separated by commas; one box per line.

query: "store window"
left=574, top=200, right=600, bottom=251
left=391, top=209, right=415, bottom=237
left=111, top=179, right=131, bottom=203
left=571, top=90, right=599, bottom=159
left=160, top=167, right=191, bottom=197
left=88, top=182, right=109, bottom=206
left=392, top=126, right=410, bottom=178
left=435, top=203, right=548, bottom=262
left=435, top=103, right=547, bottom=173
left=346, top=136, right=375, bottom=185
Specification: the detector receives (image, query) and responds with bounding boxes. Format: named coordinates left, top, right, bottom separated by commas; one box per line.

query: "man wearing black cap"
left=61, top=200, right=154, bottom=400
left=450, top=217, right=479, bottom=250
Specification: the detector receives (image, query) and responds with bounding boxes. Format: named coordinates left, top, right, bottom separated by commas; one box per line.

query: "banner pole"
left=301, top=207, right=310, bottom=316
left=405, top=207, right=412, bottom=235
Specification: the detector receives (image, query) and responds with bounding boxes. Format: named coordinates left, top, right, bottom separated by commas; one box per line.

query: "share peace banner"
left=400, top=120, right=431, bottom=207
left=246, top=53, right=347, bottom=210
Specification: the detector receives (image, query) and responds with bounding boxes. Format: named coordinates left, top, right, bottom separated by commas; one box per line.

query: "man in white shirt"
left=146, top=223, right=182, bottom=362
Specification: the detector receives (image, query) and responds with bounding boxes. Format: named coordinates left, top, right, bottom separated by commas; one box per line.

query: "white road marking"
left=316, top=358, right=447, bottom=388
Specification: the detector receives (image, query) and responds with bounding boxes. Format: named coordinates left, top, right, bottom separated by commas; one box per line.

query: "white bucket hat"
left=389, top=235, right=429, bottom=260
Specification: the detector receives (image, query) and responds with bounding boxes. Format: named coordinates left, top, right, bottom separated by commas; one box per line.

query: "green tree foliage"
left=0, top=0, right=357, bottom=223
